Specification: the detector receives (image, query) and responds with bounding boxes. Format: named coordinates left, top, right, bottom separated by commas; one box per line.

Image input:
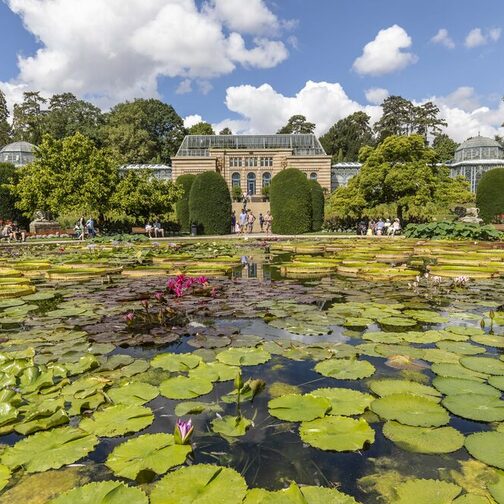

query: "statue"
left=459, top=207, right=483, bottom=225
left=29, top=209, right=61, bottom=235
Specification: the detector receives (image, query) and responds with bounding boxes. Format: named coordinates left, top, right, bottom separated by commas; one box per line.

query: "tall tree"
left=219, top=127, right=232, bottom=135
left=12, top=91, right=47, bottom=145
left=415, top=101, right=447, bottom=141
left=102, top=99, right=185, bottom=164
left=188, top=122, right=215, bottom=135
left=0, top=162, right=23, bottom=223
left=432, top=134, right=458, bottom=162
left=319, top=112, right=375, bottom=162
left=277, top=115, right=316, bottom=134
left=0, top=89, right=11, bottom=147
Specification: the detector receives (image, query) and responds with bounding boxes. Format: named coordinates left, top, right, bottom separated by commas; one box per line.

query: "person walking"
left=247, top=210, right=256, bottom=233
left=78, top=216, right=86, bottom=240
left=264, top=210, right=273, bottom=235
left=259, top=213, right=264, bottom=232
left=86, top=217, right=96, bottom=238
left=239, top=209, right=247, bottom=234
left=231, top=211, right=236, bottom=233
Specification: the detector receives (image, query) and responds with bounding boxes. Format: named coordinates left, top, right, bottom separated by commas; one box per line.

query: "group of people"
left=74, top=217, right=96, bottom=240
left=232, top=209, right=273, bottom=234
left=357, top=218, right=402, bottom=236
left=0, top=221, right=26, bottom=242
left=145, top=221, right=165, bottom=238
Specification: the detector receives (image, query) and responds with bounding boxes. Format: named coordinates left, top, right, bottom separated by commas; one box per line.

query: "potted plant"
left=232, top=186, right=243, bottom=202
left=261, top=185, right=270, bottom=202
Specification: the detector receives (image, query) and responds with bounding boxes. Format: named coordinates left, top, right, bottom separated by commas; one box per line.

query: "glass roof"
left=176, top=134, right=327, bottom=157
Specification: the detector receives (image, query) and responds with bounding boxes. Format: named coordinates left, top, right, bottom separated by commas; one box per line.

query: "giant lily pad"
left=79, top=404, right=153, bottom=437
left=315, top=358, right=375, bottom=380
left=311, top=388, right=374, bottom=416
left=393, top=479, right=461, bottom=504
left=431, top=363, right=488, bottom=383
left=460, top=357, right=504, bottom=376
left=442, top=394, right=504, bottom=422
left=382, top=421, right=464, bottom=454
left=150, top=464, right=247, bottom=504
left=105, top=433, right=191, bottom=480
left=268, top=394, right=331, bottom=422
left=0, top=464, right=10, bottom=491
left=151, top=353, right=202, bottom=372
left=160, top=376, right=213, bottom=400
left=216, top=347, right=271, bottom=366
left=300, top=415, right=374, bottom=452
left=465, top=432, right=504, bottom=470
left=49, top=481, right=148, bottom=504
left=1, top=426, right=98, bottom=473
left=369, top=379, right=441, bottom=401
left=432, top=377, right=500, bottom=398
left=371, top=394, right=449, bottom=427
left=108, top=382, right=159, bottom=405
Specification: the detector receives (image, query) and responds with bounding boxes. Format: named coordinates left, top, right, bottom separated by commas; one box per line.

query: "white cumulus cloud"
left=353, top=25, right=418, bottom=76
left=183, top=114, right=204, bottom=128
left=465, top=27, right=501, bottom=48
left=431, top=28, right=455, bottom=49
left=365, top=88, right=389, bottom=105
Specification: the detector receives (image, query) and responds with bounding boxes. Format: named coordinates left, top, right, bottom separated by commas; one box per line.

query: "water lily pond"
left=0, top=238, right=504, bottom=503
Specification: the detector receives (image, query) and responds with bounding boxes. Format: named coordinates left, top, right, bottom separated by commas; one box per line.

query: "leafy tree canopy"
left=188, top=122, right=215, bottom=135
left=319, top=112, right=375, bottom=162
left=432, top=134, right=458, bottom=163
left=12, top=91, right=47, bottom=145
left=0, top=89, right=11, bottom=147
left=277, top=115, right=316, bottom=134
left=0, top=162, right=24, bottom=224
left=219, top=127, right=232, bottom=135
left=326, top=135, right=474, bottom=224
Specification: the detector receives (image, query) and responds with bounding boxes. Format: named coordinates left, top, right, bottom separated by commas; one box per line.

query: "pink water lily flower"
left=124, top=312, right=134, bottom=323
left=174, top=418, right=194, bottom=445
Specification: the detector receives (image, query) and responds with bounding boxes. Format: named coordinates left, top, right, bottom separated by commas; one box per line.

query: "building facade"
left=0, top=141, right=36, bottom=167
left=172, top=134, right=332, bottom=194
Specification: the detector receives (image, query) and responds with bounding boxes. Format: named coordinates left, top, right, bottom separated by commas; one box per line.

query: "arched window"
left=310, top=172, right=318, bottom=181
left=262, top=172, right=271, bottom=188
left=247, top=172, right=256, bottom=195
left=231, top=172, right=241, bottom=187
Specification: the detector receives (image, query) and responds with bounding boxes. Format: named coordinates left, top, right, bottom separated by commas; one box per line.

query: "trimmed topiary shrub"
left=309, top=179, right=325, bottom=232
left=476, top=168, right=504, bottom=224
left=270, top=168, right=312, bottom=234
left=175, top=174, right=196, bottom=232
left=189, top=171, right=231, bottom=235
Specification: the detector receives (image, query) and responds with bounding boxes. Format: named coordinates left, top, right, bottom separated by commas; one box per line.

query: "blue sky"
left=1, top=0, right=504, bottom=140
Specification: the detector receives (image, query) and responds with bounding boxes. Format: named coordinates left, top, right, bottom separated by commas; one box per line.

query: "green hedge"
left=189, top=171, right=231, bottom=235
left=309, top=180, right=325, bottom=231
left=404, top=221, right=502, bottom=241
left=476, top=167, right=504, bottom=223
left=175, top=174, right=196, bottom=232
left=270, top=168, right=312, bottom=234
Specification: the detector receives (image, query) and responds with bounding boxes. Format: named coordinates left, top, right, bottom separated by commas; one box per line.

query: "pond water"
left=0, top=238, right=504, bottom=503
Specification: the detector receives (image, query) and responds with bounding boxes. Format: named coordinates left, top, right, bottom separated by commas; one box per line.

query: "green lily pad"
left=460, top=357, right=504, bottom=376
left=311, top=387, right=374, bottom=416
left=435, top=341, right=485, bottom=355
left=1, top=426, right=98, bottom=473
left=151, top=353, right=202, bottom=372
left=0, top=464, right=10, bottom=491
left=105, top=433, right=191, bottom=480
left=108, top=382, right=159, bottom=405
left=300, top=415, right=375, bottom=452
left=369, top=379, right=441, bottom=401
left=16, top=408, right=69, bottom=435
left=471, top=334, right=504, bottom=348
left=465, top=432, right=504, bottom=470
left=216, top=347, right=271, bottom=366
left=49, top=481, right=148, bottom=504
left=443, top=394, right=504, bottom=422
left=315, top=358, right=375, bottom=380
left=488, top=376, right=504, bottom=391
left=393, top=479, right=461, bottom=504
left=160, top=376, right=213, bottom=399
left=446, top=326, right=484, bottom=337
left=268, top=394, right=331, bottom=422
left=488, top=469, right=504, bottom=504
left=378, top=317, right=417, bottom=327
left=150, top=464, right=247, bottom=504
left=0, top=402, right=18, bottom=427
left=453, top=495, right=496, bottom=504
left=433, top=377, right=500, bottom=397
left=175, top=401, right=223, bottom=416
left=402, top=310, right=448, bottom=324
left=382, top=421, right=464, bottom=454
left=431, top=363, right=488, bottom=383
left=371, top=393, right=449, bottom=427
left=79, top=404, right=154, bottom=437
left=211, top=415, right=252, bottom=437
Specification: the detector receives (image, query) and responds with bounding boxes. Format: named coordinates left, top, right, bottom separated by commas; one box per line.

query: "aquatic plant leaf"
left=452, top=495, right=495, bottom=504
left=378, top=317, right=417, bottom=327
left=311, top=387, right=374, bottom=416
left=369, top=379, right=441, bottom=401
left=443, top=394, right=504, bottom=422
left=160, top=376, right=213, bottom=399
left=150, top=464, right=247, bottom=504
left=393, top=479, right=461, bottom=504
left=465, top=432, right=504, bottom=470
left=488, top=469, right=504, bottom=504
left=382, top=421, right=464, bottom=454
left=0, top=402, right=18, bottom=427
left=151, top=352, right=202, bottom=372
left=0, top=464, right=10, bottom=491
left=371, top=393, right=449, bottom=427
left=471, top=334, right=504, bottom=348
left=314, top=358, right=375, bottom=380
left=15, top=408, right=69, bottom=435
left=1, top=426, right=98, bottom=473
left=460, top=357, right=504, bottom=376
left=432, top=363, right=488, bottom=383
left=108, top=382, right=159, bottom=405
left=489, top=376, right=504, bottom=391
left=268, top=394, right=331, bottom=422
left=300, top=415, right=375, bottom=452
left=433, top=377, right=500, bottom=397
left=268, top=382, right=302, bottom=398
left=216, top=347, right=271, bottom=366
left=64, top=354, right=100, bottom=376
left=79, top=404, right=154, bottom=437
left=435, top=341, right=485, bottom=355
left=402, top=310, right=448, bottom=324
left=48, top=481, right=148, bottom=504
left=211, top=415, right=252, bottom=437
left=105, top=433, right=191, bottom=480
left=174, top=401, right=223, bottom=416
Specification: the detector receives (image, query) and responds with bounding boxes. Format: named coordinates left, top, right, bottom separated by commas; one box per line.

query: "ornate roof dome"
left=454, top=135, right=504, bottom=163
left=0, top=141, right=36, bottom=166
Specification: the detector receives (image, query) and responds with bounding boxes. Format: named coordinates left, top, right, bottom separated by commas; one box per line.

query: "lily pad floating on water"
left=160, top=376, right=213, bottom=400
left=431, top=363, right=488, bottom=383
left=465, top=432, right=504, bottom=470
left=150, top=464, right=247, bottom=504
left=371, top=393, right=450, bottom=427
left=107, top=382, right=159, bottom=405
left=311, top=387, right=374, bottom=416
left=378, top=317, right=417, bottom=328
left=216, top=347, right=271, bottom=367
left=368, top=379, right=441, bottom=401
left=314, top=358, right=375, bottom=380
left=48, top=481, right=148, bottom=504
left=488, top=376, right=504, bottom=391
left=211, top=415, right=252, bottom=437
left=471, top=334, right=504, bottom=348
left=174, top=401, right=223, bottom=416
left=105, top=433, right=192, bottom=480
left=442, top=394, right=504, bottom=422
left=392, top=479, right=461, bottom=504
left=79, top=404, right=154, bottom=437
left=300, top=415, right=375, bottom=452
left=151, top=353, right=202, bottom=372
left=435, top=341, right=485, bottom=355
left=1, top=426, right=98, bottom=473
left=460, top=357, right=504, bottom=376
left=382, top=421, right=464, bottom=454
left=432, top=377, right=501, bottom=398
left=268, top=394, right=331, bottom=422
